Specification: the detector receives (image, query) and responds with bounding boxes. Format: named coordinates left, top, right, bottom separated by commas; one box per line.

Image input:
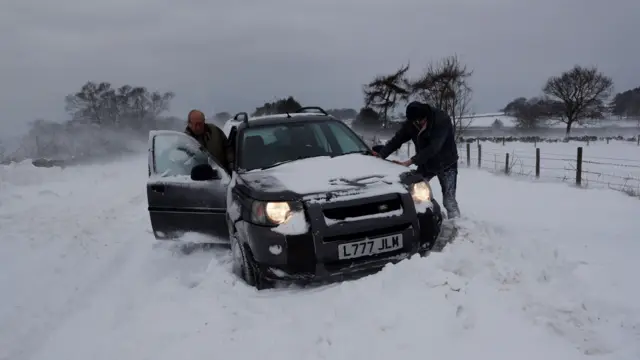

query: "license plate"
left=338, top=233, right=403, bottom=260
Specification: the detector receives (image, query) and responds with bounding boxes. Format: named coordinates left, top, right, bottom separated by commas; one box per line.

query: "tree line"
left=501, top=69, right=640, bottom=135
left=63, top=81, right=177, bottom=130
left=60, top=62, right=632, bottom=142
left=2, top=82, right=182, bottom=163
left=357, top=57, right=640, bottom=136
left=6, top=60, right=638, bottom=164
left=237, top=56, right=634, bottom=138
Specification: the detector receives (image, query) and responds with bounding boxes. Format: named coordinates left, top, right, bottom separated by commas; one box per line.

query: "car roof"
left=243, top=112, right=335, bottom=127
left=225, top=111, right=342, bottom=134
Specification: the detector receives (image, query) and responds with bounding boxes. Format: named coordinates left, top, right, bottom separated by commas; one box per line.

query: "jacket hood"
left=405, top=102, right=436, bottom=133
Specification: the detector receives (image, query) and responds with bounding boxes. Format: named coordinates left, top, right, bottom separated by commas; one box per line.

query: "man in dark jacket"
left=375, top=101, right=461, bottom=218
left=185, top=109, right=234, bottom=172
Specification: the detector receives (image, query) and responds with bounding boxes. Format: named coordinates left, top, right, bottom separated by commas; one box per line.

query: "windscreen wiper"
left=259, top=158, right=300, bottom=170
left=259, top=154, right=329, bottom=170
left=332, top=150, right=371, bottom=157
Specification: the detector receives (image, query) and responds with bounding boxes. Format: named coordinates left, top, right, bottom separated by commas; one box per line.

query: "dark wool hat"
left=405, top=101, right=432, bottom=122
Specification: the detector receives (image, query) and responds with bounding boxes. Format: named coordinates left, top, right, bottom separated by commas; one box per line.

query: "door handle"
left=150, top=184, right=166, bottom=193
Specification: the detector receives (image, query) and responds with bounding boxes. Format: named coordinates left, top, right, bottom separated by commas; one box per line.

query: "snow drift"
left=1, top=153, right=639, bottom=360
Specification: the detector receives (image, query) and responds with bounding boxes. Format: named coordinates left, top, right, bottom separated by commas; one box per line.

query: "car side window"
left=325, top=121, right=365, bottom=153
left=243, top=127, right=278, bottom=145
left=152, top=133, right=212, bottom=177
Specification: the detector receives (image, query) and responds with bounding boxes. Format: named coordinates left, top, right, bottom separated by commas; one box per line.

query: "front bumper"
left=239, top=192, right=442, bottom=283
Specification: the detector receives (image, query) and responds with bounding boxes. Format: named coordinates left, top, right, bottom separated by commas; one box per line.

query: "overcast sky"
left=1, top=0, right=638, bottom=136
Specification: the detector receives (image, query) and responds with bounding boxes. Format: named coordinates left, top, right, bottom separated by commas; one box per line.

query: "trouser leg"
left=437, top=165, right=460, bottom=219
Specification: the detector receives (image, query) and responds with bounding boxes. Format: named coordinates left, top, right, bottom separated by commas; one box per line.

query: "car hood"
left=237, top=154, right=419, bottom=201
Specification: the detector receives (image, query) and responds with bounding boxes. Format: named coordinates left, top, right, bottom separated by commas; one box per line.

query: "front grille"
left=323, top=196, right=402, bottom=221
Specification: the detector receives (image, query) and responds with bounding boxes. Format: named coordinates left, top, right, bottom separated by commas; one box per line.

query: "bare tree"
left=503, top=96, right=563, bottom=131
left=409, top=55, right=473, bottom=139
left=363, top=63, right=411, bottom=128
left=64, top=81, right=114, bottom=125
left=543, top=65, right=614, bottom=136
left=491, top=119, right=504, bottom=129
left=64, top=81, right=174, bottom=129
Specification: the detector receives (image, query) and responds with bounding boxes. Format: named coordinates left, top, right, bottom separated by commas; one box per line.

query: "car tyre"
left=231, top=234, right=272, bottom=290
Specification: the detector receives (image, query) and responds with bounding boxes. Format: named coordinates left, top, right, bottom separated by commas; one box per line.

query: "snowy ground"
left=1, top=151, right=639, bottom=360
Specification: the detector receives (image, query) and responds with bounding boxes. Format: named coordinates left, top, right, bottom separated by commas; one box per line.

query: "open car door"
left=146, top=130, right=230, bottom=242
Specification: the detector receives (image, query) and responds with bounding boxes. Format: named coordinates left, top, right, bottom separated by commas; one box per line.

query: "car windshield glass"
left=238, top=120, right=369, bottom=171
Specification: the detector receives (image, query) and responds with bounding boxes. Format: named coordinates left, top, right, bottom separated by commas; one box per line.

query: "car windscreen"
left=238, top=120, right=370, bottom=171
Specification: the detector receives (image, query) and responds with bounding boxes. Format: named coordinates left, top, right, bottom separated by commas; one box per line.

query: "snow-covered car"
left=146, top=107, right=443, bottom=289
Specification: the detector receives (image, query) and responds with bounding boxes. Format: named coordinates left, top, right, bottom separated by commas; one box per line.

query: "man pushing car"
left=373, top=101, right=461, bottom=219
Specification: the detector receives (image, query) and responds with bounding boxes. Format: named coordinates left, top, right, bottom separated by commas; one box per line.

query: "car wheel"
left=230, top=234, right=244, bottom=278
left=231, top=234, right=272, bottom=290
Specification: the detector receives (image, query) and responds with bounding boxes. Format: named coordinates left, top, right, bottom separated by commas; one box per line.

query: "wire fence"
left=363, top=136, right=640, bottom=198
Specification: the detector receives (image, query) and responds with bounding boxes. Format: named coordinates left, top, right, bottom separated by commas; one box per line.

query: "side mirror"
left=190, top=163, right=220, bottom=181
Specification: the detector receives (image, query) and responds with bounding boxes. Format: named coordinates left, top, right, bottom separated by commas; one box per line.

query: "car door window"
left=152, top=133, right=213, bottom=177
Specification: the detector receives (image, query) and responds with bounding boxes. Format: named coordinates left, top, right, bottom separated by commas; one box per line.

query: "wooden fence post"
left=466, top=143, right=471, bottom=167
left=576, top=147, right=583, bottom=186
left=505, top=153, right=510, bottom=174
left=535, top=148, right=540, bottom=178
left=477, top=144, right=482, bottom=168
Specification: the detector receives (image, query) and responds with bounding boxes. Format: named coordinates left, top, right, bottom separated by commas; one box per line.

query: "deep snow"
left=1, top=152, right=639, bottom=360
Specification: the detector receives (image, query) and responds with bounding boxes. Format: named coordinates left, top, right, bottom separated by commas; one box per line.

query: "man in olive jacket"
left=185, top=109, right=234, bottom=172
left=375, top=101, right=461, bottom=218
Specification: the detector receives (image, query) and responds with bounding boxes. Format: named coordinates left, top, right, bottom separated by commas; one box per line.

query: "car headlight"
left=410, top=181, right=432, bottom=203
left=251, top=201, right=293, bottom=225
left=265, top=202, right=291, bottom=224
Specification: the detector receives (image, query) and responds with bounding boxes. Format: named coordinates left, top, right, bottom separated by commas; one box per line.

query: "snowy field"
left=375, top=138, right=640, bottom=196
left=1, top=150, right=640, bottom=360
left=461, top=113, right=640, bottom=129
left=468, top=140, right=640, bottom=194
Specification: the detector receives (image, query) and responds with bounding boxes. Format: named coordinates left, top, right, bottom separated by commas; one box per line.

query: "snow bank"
left=0, top=159, right=66, bottom=188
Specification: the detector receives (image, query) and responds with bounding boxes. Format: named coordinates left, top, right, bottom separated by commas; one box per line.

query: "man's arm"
left=377, top=123, right=412, bottom=159
left=409, top=117, right=450, bottom=166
